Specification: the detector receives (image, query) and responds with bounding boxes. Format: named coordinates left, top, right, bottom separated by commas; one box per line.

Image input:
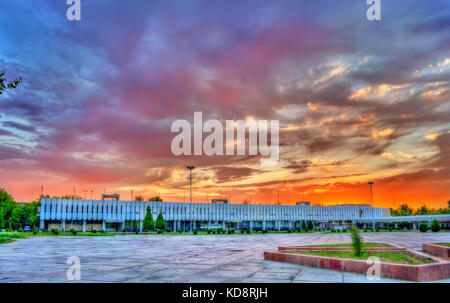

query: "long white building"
left=39, top=198, right=387, bottom=232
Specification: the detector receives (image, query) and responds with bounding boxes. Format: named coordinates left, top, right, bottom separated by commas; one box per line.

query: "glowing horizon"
left=0, top=1, right=449, bottom=209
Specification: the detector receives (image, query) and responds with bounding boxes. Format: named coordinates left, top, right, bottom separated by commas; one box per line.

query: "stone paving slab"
left=0, top=232, right=449, bottom=283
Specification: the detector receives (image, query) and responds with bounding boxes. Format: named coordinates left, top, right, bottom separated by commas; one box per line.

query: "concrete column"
left=102, top=220, right=106, bottom=231
left=82, top=220, right=86, bottom=232
left=372, top=221, right=375, bottom=232
left=289, top=221, right=292, bottom=230
left=395, top=223, right=398, bottom=229
left=277, top=221, right=281, bottom=231
left=413, top=223, right=417, bottom=230
left=262, top=221, right=266, bottom=230
left=39, top=220, right=44, bottom=231
left=121, top=221, right=125, bottom=231
left=236, top=222, right=240, bottom=231
left=249, top=221, right=253, bottom=232
left=222, top=221, right=225, bottom=230
left=62, top=220, right=66, bottom=232
left=139, top=220, right=143, bottom=232
left=208, top=221, right=211, bottom=229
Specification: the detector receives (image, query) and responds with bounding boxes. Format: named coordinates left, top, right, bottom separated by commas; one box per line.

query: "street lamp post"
left=187, top=166, right=195, bottom=232
left=368, top=181, right=374, bottom=207
left=368, top=181, right=375, bottom=232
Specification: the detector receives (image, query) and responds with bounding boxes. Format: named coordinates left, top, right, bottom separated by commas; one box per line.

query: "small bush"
left=101, top=230, right=106, bottom=234
left=246, top=229, right=250, bottom=234
left=342, top=228, right=347, bottom=233
left=363, top=228, right=368, bottom=233
left=262, top=229, right=268, bottom=234
left=184, top=228, right=188, bottom=233
left=419, top=223, right=428, bottom=232
left=166, top=227, right=172, bottom=233
left=70, top=228, right=77, bottom=235
left=92, top=230, right=97, bottom=234
left=330, top=229, right=335, bottom=233
left=32, top=227, right=38, bottom=235
left=389, top=226, right=393, bottom=232
left=207, top=229, right=212, bottom=234
left=350, top=226, right=363, bottom=257
left=375, top=228, right=380, bottom=232
left=178, top=229, right=182, bottom=234
left=193, top=229, right=198, bottom=235
left=157, top=229, right=163, bottom=234
left=122, top=229, right=126, bottom=232
left=240, top=229, right=244, bottom=234
left=51, top=228, right=59, bottom=235
left=17, top=228, right=23, bottom=232
left=431, top=220, right=441, bottom=232
left=287, top=229, right=292, bottom=233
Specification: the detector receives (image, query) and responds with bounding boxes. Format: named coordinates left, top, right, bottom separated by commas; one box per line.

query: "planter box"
left=264, top=250, right=450, bottom=282
left=278, top=246, right=406, bottom=252
left=423, top=243, right=450, bottom=259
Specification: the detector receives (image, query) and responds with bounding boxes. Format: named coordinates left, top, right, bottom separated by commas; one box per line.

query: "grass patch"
left=287, top=250, right=435, bottom=265
left=296, top=242, right=393, bottom=248
left=435, top=243, right=450, bottom=247
left=0, top=232, right=28, bottom=244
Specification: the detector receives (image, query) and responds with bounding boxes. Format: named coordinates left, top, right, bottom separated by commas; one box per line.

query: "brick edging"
left=264, top=250, right=450, bottom=282
left=423, top=243, right=450, bottom=259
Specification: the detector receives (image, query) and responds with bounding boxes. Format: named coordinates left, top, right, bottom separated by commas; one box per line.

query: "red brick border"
left=278, top=246, right=406, bottom=251
left=264, top=251, right=450, bottom=281
left=423, top=243, right=449, bottom=259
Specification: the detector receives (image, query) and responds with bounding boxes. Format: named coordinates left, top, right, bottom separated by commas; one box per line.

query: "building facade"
left=39, top=198, right=387, bottom=232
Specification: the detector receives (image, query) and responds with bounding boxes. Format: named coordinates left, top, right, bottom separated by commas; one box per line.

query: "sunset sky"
left=0, top=0, right=449, bottom=209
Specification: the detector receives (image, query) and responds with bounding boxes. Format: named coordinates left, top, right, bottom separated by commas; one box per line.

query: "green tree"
left=148, top=196, right=163, bottom=201
left=155, top=212, right=166, bottom=230
left=419, top=223, right=428, bottom=232
left=307, top=220, right=313, bottom=231
left=143, top=206, right=155, bottom=230
left=430, top=220, right=441, bottom=232
left=0, top=70, right=22, bottom=95
left=0, top=189, right=20, bottom=229
left=350, top=226, right=363, bottom=257
left=301, top=220, right=307, bottom=230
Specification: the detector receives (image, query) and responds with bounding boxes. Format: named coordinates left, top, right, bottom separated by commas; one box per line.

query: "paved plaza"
left=0, top=232, right=449, bottom=283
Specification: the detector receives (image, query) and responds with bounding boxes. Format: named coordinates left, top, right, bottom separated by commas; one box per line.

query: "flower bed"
left=264, top=243, right=450, bottom=281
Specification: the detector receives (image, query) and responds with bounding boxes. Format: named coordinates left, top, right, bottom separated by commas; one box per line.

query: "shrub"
left=51, top=228, right=59, bottom=235
left=419, top=223, right=428, bottom=232
left=342, top=228, right=347, bottom=233
left=207, top=229, right=212, bottom=234
left=363, top=228, right=367, bottom=233
left=92, top=229, right=97, bottom=234
left=350, top=226, right=363, bottom=257
left=184, top=228, right=188, bottom=233
left=155, top=212, right=166, bottom=230
left=262, top=229, right=268, bottom=234
left=135, top=230, right=139, bottom=234
left=70, top=228, right=77, bottom=235
left=18, top=228, right=23, bottom=232
left=330, top=229, right=335, bottom=233
left=143, top=206, right=155, bottom=230
left=166, top=227, right=172, bottom=233
left=178, top=229, right=183, bottom=234
left=287, top=229, right=292, bottom=233
left=32, top=227, right=38, bottom=235
left=246, top=229, right=250, bottom=234
left=193, top=229, right=198, bottom=235
left=389, top=226, right=393, bottom=232
left=431, top=220, right=441, bottom=232
left=157, top=229, right=163, bottom=234
left=101, top=230, right=105, bottom=234
left=122, top=229, right=126, bottom=232
left=375, top=228, right=380, bottom=232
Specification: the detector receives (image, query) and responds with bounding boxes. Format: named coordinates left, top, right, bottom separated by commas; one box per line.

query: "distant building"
left=39, top=198, right=391, bottom=232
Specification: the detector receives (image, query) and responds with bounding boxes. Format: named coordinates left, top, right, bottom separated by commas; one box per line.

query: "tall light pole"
left=368, top=181, right=374, bottom=207
left=187, top=166, right=195, bottom=232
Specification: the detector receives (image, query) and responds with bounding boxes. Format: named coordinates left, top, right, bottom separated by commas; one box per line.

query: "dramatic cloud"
left=0, top=0, right=449, bottom=208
